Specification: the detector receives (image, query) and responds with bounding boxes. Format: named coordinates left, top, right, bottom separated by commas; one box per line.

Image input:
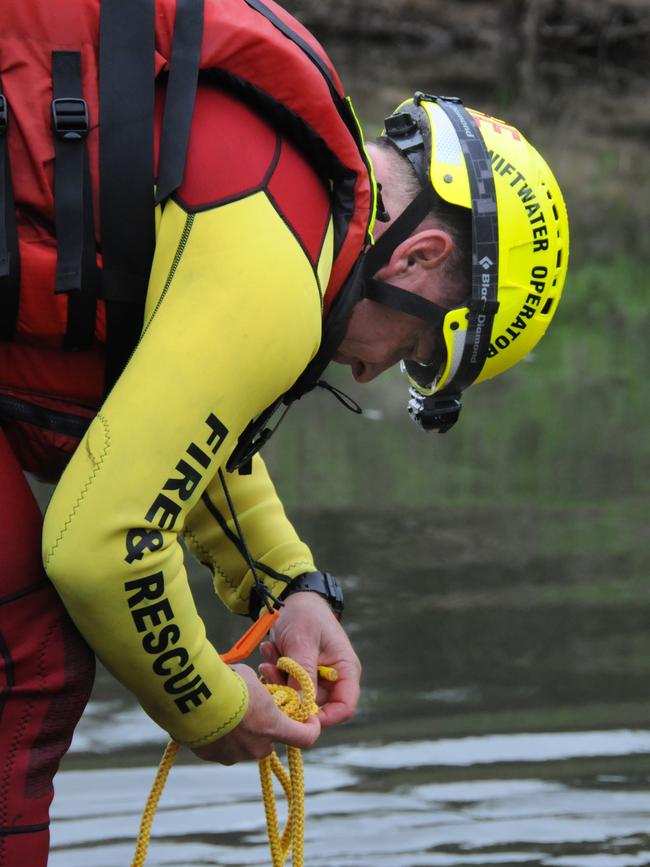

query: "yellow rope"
left=258, top=657, right=319, bottom=867
left=131, top=740, right=179, bottom=867
left=131, top=660, right=337, bottom=867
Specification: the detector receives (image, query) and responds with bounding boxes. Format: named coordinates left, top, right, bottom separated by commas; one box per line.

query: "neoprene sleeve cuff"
left=169, top=670, right=249, bottom=747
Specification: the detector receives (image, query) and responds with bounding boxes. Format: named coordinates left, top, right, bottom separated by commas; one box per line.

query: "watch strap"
left=280, top=570, right=344, bottom=617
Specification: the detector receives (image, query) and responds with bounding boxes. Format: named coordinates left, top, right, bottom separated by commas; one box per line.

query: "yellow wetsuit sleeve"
left=183, top=454, right=316, bottom=616
left=43, top=193, right=330, bottom=746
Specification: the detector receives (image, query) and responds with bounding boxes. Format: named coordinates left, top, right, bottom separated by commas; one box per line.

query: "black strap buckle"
left=51, top=97, right=89, bottom=141
left=384, top=111, right=418, bottom=139
left=0, top=95, right=8, bottom=136
left=414, top=91, right=462, bottom=106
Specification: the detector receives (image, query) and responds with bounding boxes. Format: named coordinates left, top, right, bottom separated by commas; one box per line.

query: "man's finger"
left=315, top=681, right=332, bottom=706
left=257, top=661, right=285, bottom=685
left=259, top=641, right=279, bottom=665
left=318, top=700, right=354, bottom=728
left=316, top=668, right=360, bottom=727
left=274, top=713, right=321, bottom=750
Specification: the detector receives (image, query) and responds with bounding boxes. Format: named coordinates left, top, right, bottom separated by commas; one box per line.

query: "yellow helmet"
left=362, top=92, right=570, bottom=432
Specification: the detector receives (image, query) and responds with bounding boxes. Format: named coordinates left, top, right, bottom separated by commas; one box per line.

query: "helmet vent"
left=556, top=249, right=563, bottom=268
left=552, top=204, right=559, bottom=221
left=541, top=297, right=554, bottom=316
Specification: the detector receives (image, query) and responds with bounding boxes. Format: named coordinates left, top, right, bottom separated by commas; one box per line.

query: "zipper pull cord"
left=218, top=467, right=283, bottom=615
left=315, top=380, right=363, bottom=414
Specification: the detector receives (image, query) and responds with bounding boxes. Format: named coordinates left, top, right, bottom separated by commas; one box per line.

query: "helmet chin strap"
left=363, top=277, right=447, bottom=326
left=363, top=185, right=437, bottom=279
left=362, top=184, right=449, bottom=326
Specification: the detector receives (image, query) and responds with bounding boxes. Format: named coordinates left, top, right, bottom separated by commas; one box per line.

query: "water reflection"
left=52, top=497, right=650, bottom=864
left=52, top=732, right=650, bottom=866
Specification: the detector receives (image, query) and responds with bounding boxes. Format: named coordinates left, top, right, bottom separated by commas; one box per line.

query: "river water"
left=42, top=37, right=650, bottom=867
left=49, top=494, right=650, bottom=865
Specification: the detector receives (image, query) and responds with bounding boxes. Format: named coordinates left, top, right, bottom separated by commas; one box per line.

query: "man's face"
left=333, top=141, right=448, bottom=384
left=333, top=299, right=435, bottom=383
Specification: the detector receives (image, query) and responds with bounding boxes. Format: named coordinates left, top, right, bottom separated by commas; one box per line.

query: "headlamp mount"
left=407, top=387, right=462, bottom=433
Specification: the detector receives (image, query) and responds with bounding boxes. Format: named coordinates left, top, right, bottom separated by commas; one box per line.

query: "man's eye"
left=412, top=333, right=436, bottom=366
left=410, top=344, right=430, bottom=365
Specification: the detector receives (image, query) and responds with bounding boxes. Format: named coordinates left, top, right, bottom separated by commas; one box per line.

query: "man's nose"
left=352, top=360, right=389, bottom=383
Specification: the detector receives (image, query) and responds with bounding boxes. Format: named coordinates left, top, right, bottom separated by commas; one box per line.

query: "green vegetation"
left=267, top=257, right=649, bottom=512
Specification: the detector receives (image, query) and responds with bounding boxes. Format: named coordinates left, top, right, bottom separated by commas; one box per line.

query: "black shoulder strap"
left=51, top=50, right=98, bottom=350
left=99, top=0, right=156, bottom=392
left=156, top=0, right=204, bottom=204
left=0, top=80, right=20, bottom=341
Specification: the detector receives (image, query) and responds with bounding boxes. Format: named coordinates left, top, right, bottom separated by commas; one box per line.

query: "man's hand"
left=191, top=663, right=320, bottom=765
left=258, top=592, right=361, bottom=728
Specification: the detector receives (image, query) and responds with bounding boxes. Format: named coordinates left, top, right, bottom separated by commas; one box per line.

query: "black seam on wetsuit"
left=172, top=132, right=281, bottom=215
left=261, top=133, right=282, bottom=189
left=313, top=197, right=334, bottom=299
left=0, top=631, right=14, bottom=726
left=263, top=187, right=323, bottom=303
left=0, top=823, right=49, bottom=836
left=173, top=184, right=267, bottom=214
left=0, top=581, right=49, bottom=608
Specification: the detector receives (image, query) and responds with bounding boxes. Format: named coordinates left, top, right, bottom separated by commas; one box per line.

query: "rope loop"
left=131, top=658, right=336, bottom=867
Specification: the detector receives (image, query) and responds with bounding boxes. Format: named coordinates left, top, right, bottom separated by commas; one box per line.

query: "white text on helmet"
left=470, top=314, right=487, bottom=364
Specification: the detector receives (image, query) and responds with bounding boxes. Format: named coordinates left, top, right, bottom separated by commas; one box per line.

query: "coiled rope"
left=131, top=657, right=337, bottom=867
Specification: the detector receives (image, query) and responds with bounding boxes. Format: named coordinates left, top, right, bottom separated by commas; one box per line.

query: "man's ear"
left=380, top=228, right=453, bottom=278
left=408, top=229, right=453, bottom=270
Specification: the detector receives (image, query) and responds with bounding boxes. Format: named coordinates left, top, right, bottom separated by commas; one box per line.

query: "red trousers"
left=0, top=430, right=95, bottom=866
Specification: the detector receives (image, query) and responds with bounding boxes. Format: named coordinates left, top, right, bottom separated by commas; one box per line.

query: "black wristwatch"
left=280, top=571, right=344, bottom=618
